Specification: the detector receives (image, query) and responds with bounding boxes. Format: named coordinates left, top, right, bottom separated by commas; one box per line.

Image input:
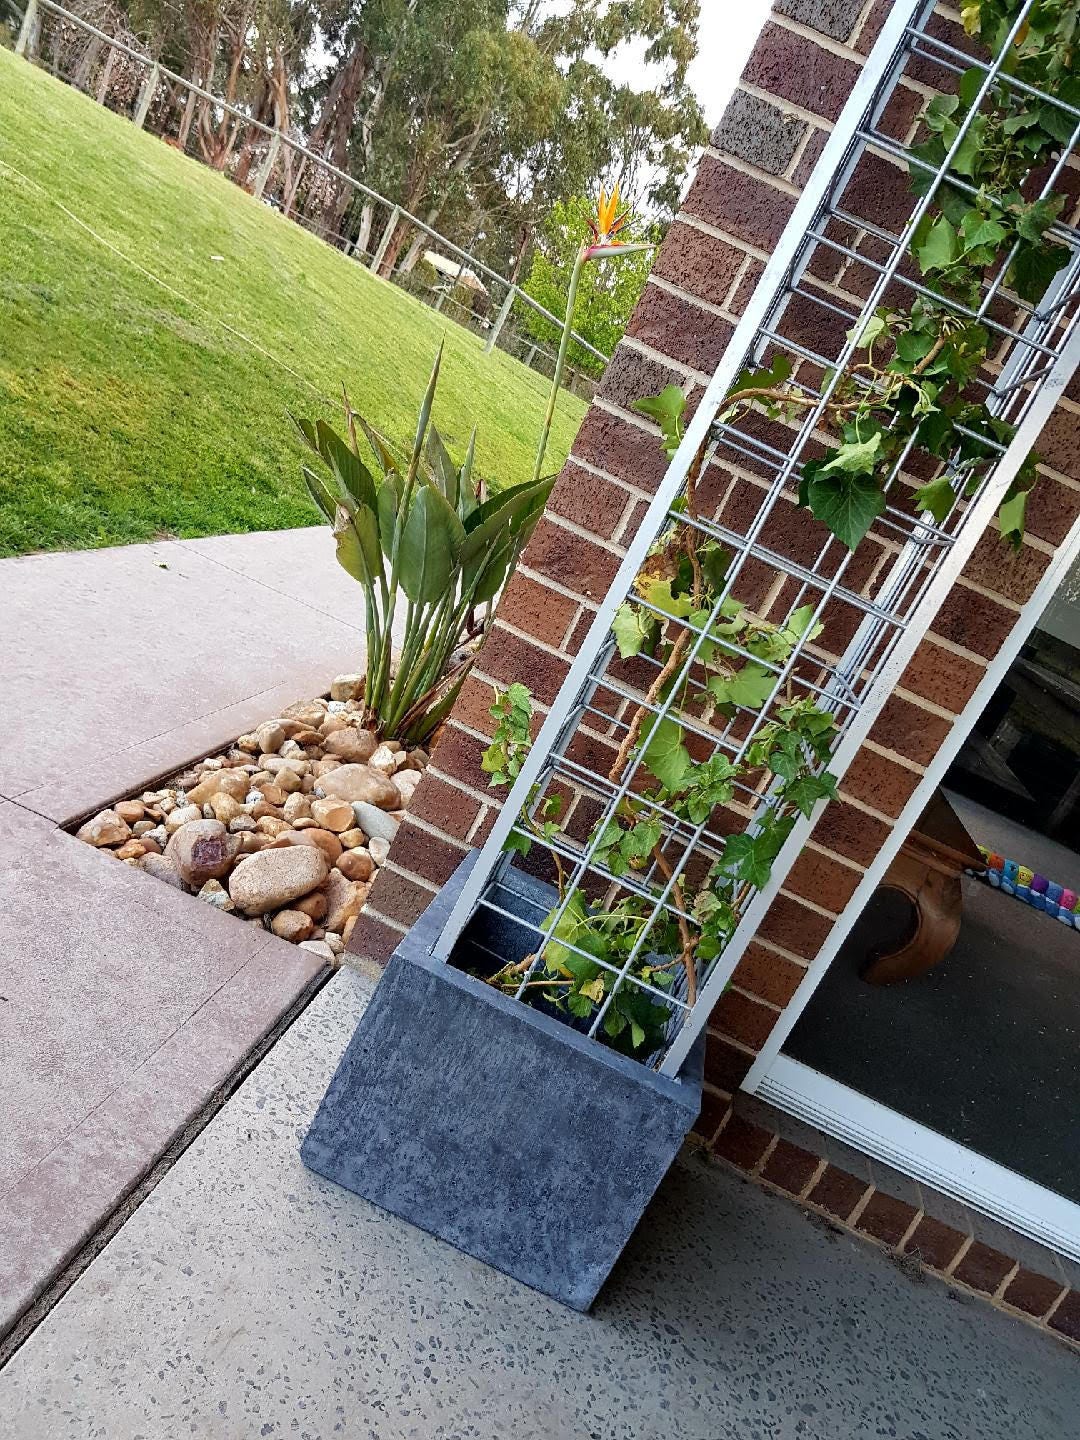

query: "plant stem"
left=532, top=245, right=586, bottom=486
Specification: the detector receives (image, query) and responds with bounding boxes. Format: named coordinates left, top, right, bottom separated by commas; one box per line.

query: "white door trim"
left=759, top=1057, right=1080, bottom=1262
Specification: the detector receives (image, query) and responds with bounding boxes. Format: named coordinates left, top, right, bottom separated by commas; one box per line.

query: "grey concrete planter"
left=301, top=852, right=703, bottom=1311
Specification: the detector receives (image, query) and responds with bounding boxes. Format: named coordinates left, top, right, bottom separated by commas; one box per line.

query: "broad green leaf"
left=783, top=772, right=838, bottom=820
left=612, top=603, right=656, bottom=659
left=709, top=662, right=775, bottom=711
left=916, top=216, right=960, bottom=273
left=301, top=465, right=337, bottom=522
left=784, top=603, right=824, bottom=643
left=820, top=432, right=883, bottom=477
left=640, top=578, right=693, bottom=619
left=398, top=485, right=465, bottom=604
left=332, top=502, right=381, bottom=588
left=1010, top=241, right=1069, bottom=303
left=633, top=385, right=687, bottom=427
left=847, top=314, right=887, bottom=349
left=806, top=470, right=886, bottom=550
left=960, top=213, right=1007, bottom=254
left=425, top=426, right=460, bottom=509
left=640, top=715, right=691, bottom=790
left=913, top=477, right=956, bottom=524
left=998, top=486, right=1029, bottom=549
left=316, top=420, right=378, bottom=511
left=377, top=474, right=401, bottom=558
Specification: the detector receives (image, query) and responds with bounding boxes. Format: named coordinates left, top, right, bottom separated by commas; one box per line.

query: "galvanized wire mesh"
left=436, top=0, right=1080, bottom=1073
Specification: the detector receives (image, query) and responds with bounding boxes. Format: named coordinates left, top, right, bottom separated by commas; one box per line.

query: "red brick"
left=692, top=1086, right=730, bottom=1143
left=683, top=155, right=796, bottom=251
left=899, top=640, right=985, bottom=716
left=743, top=23, right=860, bottom=123
left=711, top=1113, right=773, bottom=1170
left=386, top=820, right=467, bottom=887
left=374, top=871, right=439, bottom=929
left=653, top=220, right=748, bottom=308
left=597, top=343, right=687, bottom=416
left=953, top=1241, right=1015, bottom=1296
left=478, top=625, right=570, bottom=706
left=430, top=723, right=491, bottom=794
left=1024, top=471, right=1080, bottom=548
left=761, top=1139, right=820, bottom=1195
left=344, top=907, right=402, bottom=967
left=626, top=283, right=735, bottom=375
left=903, top=1217, right=967, bottom=1272
left=841, top=749, right=922, bottom=821
left=856, top=1192, right=917, bottom=1247
left=774, top=286, right=852, bottom=364
left=794, top=128, right=829, bottom=188
left=711, top=987, right=780, bottom=1051
left=930, top=585, right=1018, bottom=661
left=854, top=0, right=891, bottom=54
left=407, top=773, right=483, bottom=842
left=841, top=151, right=914, bottom=234
left=731, top=258, right=766, bottom=314
left=704, top=1031, right=755, bottom=1092
left=1003, top=1269, right=1067, bottom=1320
left=808, top=1165, right=870, bottom=1221
left=730, top=941, right=807, bottom=1008
left=962, top=531, right=1050, bottom=608
left=813, top=799, right=892, bottom=868
left=571, top=407, right=670, bottom=493
left=495, top=574, right=578, bottom=648
left=757, top=893, right=835, bottom=962
left=1048, top=1289, right=1080, bottom=1342
left=870, top=693, right=953, bottom=768
left=522, top=517, right=623, bottom=601
left=785, top=849, right=863, bottom=915
left=449, top=673, right=504, bottom=738
left=776, top=0, right=865, bottom=42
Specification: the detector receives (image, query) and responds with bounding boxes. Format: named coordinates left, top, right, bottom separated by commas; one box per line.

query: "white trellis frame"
left=435, top=0, right=1080, bottom=1076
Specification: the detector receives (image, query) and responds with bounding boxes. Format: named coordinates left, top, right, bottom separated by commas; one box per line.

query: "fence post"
left=15, top=0, right=39, bottom=57
left=133, top=61, right=159, bottom=128
left=370, top=205, right=400, bottom=275
left=484, top=285, right=517, bottom=355
left=252, top=131, right=281, bottom=200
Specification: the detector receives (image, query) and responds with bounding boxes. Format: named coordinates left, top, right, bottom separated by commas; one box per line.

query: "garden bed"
left=71, top=674, right=428, bottom=960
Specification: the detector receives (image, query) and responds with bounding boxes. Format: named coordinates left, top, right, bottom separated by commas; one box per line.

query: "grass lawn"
left=0, top=50, right=586, bottom=557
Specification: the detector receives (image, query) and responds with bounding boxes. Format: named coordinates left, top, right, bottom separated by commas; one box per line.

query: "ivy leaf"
left=634, top=386, right=686, bottom=458
left=912, top=477, right=956, bottom=524
left=783, top=772, right=838, bottom=820
left=805, top=470, right=886, bottom=550
left=820, top=432, right=883, bottom=476
left=847, top=313, right=887, bottom=350
left=917, top=216, right=960, bottom=273
left=504, top=830, right=532, bottom=857
left=1014, top=194, right=1065, bottom=245
left=998, top=486, right=1030, bottom=549
left=612, top=602, right=655, bottom=659
left=960, top=213, right=1007, bottom=255
left=640, top=716, right=691, bottom=790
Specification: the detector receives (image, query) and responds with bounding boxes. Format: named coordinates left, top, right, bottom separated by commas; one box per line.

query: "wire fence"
left=9, top=0, right=604, bottom=400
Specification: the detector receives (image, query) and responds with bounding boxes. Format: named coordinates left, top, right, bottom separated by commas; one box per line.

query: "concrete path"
left=0, top=528, right=391, bottom=1338
left=2, top=968, right=1076, bottom=1439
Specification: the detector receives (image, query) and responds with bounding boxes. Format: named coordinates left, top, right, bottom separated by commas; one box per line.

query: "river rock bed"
left=72, top=675, right=426, bottom=962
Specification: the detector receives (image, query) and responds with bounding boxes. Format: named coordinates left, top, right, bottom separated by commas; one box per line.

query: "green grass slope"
left=0, top=51, right=586, bottom=556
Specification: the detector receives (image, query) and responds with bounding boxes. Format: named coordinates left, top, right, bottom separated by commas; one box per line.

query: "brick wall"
left=346, top=0, right=1080, bottom=1342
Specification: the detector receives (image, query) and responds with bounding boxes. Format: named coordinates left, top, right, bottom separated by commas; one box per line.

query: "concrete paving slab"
left=3, top=970, right=1076, bottom=1440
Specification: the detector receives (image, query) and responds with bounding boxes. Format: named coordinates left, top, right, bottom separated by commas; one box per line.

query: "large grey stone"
left=301, top=854, right=703, bottom=1311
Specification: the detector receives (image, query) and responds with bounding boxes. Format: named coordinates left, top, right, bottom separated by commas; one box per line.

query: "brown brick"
left=730, top=941, right=807, bottom=1008
left=571, top=407, right=670, bottom=493
left=757, top=893, right=834, bottom=961
left=1048, top=1289, right=1080, bottom=1342
left=711, top=1112, right=773, bottom=1170
left=761, top=1139, right=820, bottom=1195
left=794, top=128, right=829, bottom=187
left=785, top=849, right=863, bottom=915
left=774, top=286, right=852, bottom=364
left=808, top=1166, right=870, bottom=1221
left=496, top=574, right=579, bottom=648
left=813, top=799, right=892, bottom=868
left=842, top=749, right=922, bottom=821
left=962, top=531, right=1050, bottom=608
left=478, top=624, right=570, bottom=706
left=683, top=155, right=796, bottom=251
left=841, top=151, right=914, bottom=234
left=899, top=640, right=985, bottom=716
left=731, top=258, right=767, bottom=314
left=692, top=1086, right=729, bottom=1144
left=930, top=585, right=1018, bottom=661
left=854, top=0, right=892, bottom=54
left=776, top=0, right=865, bottom=42
left=711, top=987, right=780, bottom=1051
left=1003, top=1269, right=1067, bottom=1320
left=744, top=23, right=860, bottom=123
left=407, top=773, right=484, bottom=842
left=626, top=284, right=735, bottom=375
left=704, top=1031, right=755, bottom=1092
left=1024, top=471, right=1080, bottom=547
left=374, top=871, right=439, bottom=929
left=522, top=517, right=622, bottom=601
left=597, top=343, right=686, bottom=416
left=712, top=89, right=807, bottom=175
left=953, top=1241, right=1015, bottom=1296
left=870, top=693, right=952, bottom=769
left=856, top=1191, right=917, bottom=1247
left=903, top=1217, right=967, bottom=1272
left=653, top=220, right=747, bottom=308
left=344, top=907, right=402, bottom=967
left=386, top=820, right=467, bottom=887
left=430, top=723, right=490, bottom=794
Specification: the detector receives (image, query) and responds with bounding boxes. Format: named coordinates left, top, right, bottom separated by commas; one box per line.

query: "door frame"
left=745, top=501, right=1080, bottom=1253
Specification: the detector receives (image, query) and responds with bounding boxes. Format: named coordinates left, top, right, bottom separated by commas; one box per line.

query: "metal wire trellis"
left=434, top=0, right=1080, bottom=1075
left=10, top=0, right=603, bottom=397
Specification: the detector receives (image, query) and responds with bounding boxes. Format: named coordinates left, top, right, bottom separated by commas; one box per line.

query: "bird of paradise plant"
left=531, top=184, right=653, bottom=485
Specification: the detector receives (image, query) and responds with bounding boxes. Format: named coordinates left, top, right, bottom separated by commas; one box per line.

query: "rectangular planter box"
left=301, top=852, right=703, bottom=1311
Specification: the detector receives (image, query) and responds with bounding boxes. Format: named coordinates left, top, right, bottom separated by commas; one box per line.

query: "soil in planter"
left=72, top=674, right=428, bottom=961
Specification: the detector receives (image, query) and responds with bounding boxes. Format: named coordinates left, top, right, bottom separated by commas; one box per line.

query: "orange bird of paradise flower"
left=584, top=183, right=649, bottom=259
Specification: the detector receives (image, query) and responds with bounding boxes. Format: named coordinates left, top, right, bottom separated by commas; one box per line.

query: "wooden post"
left=484, top=286, right=516, bottom=355
left=370, top=204, right=400, bottom=275
left=133, top=62, right=160, bottom=129
left=252, top=131, right=281, bottom=201
left=15, top=0, right=39, bottom=58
